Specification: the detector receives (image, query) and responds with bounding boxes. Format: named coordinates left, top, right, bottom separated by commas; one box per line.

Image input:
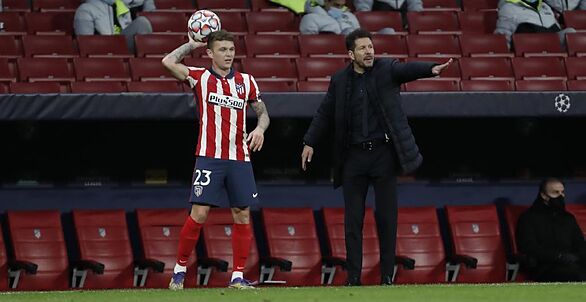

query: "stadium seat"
left=246, top=11, right=299, bottom=35
left=458, top=11, right=498, bottom=34
left=461, top=0, right=499, bottom=11
left=135, top=208, right=196, bottom=288
left=197, top=209, right=260, bottom=287
left=240, top=58, right=298, bottom=81
left=515, top=80, right=567, bottom=91
left=71, top=210, right=138, bottom=289
left=460, top=34, right=513, bottom=57
left=127, top=81, right=184, bottom=93
left=299, top=35, right=347, bottom=58
left=197, top=0, right=250, bottom=12
left=394, top=207, right=447, bottom=284
left=355, top=11, right=405, bottom=34
left=406, top=35, right=462, bottom=58
left=0, top=224, right=7, bottom=291
left=6, top=210, right=70, bottom=290
left=251, top=0, right=290, bottom=11
left=297, top=81, right=330, bottom=92
left=70, top=82, right=127, bottom=93
left=256, top=80, right=296, bottom=92
left=564, top=57, right=586, bottom=80
left=190, top=35, right=246, bottom=59
left=296, top=58, right=347, bottom=81
left=33, top=0, right=79, bottom=12
left=405, top=57, right=461, bottom=80
left=372, top=35, right=408, bottom=58
left=140, top=12, right=187, bottom=34
left=2, top=0, right=31, bottom=12
left=154, top=0, right=195, bottom=13
left=563, top=10, right=586, bottom=31
left=129, top=58, right=177, bottom=81
left=567, top=80, right=586, bottom=91
left=0, top=83, right=9, bottom=94
left=445, top=205, right=509, bottom=283
left=566, top=204, right=586, bottom=236
left=404, top=79, right=460, bottom=91
left=460, top=80, right=515, bottom=91
left=17, top=58, right=74, bottom=82
left=422, top=0, right=461, bottom=11
left=407, top=11, right=461, bottom=35
left=503, top=204, right=529, bottom=281
left=0, top=58, right=17, bottom=83
left=135, top=35, right=190, bottom=58
left=73, top=58, right=131, bottom=82
left=512, top=57, right=567, bottom=80
left=566, top=33, right=586, bottom=57
left=216, top=12, right=248, bottom=35
left=459, top=57, right=514, bottom=80
left=322, top=208, right=381, bottom=285
left=0, top=12, right=27, bottom=35
left=244, top=35, right=300, bottom=58
left=22, top=35, right=77, bottom=58
left=24, top=12, right=74, bottom=35
left=261, top=208, right=324, bottom=286
left=512, top=33, right=567, bottom=57
left=9, top=82, right=62, bottom=93
left=77, top=36, right=132, bottom=59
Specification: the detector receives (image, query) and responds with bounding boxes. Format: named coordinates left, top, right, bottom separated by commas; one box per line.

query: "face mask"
left=547, top=195, right=566, bottom=211
left=328, top=7, right=344, bottom=19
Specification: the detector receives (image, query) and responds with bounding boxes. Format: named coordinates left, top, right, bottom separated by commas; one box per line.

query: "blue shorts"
left=189, top=156, right=258, bottom=208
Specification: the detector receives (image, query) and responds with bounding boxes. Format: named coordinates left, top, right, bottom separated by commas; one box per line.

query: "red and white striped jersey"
left=185, top=67, right=260, bottom=162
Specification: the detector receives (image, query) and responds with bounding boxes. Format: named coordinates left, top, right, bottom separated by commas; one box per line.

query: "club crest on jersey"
left=208, top=92, right=245, bottom=110
left=235, top=83, right=245, bottom=95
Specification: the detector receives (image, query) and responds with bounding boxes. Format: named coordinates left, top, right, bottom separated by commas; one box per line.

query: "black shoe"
left=381, top=275, right=393, bottom=285
left=345, top=276, right=361, bottom=286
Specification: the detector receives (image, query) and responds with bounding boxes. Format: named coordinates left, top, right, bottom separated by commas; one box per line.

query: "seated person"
left=74, top=0, right=153, bottom=53
left=123, top=0, right=156, bottom=18
left=516, top=178, right=586, bottom=282
left=544, top=0, right=586, bottom=12
left=353, top=0, right=422, bottom=12
left=300, top=0, right=361, bottom=35
left=495, top=0, right=576, bottom=48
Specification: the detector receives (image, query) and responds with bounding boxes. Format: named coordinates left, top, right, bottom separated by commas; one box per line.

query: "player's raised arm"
left=161, top=35, right=206, bottom=81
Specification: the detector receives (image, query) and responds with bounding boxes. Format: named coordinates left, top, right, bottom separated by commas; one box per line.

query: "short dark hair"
left=207, top=30, right=235, bottom=49
left=538, top=177, right=564, bottom=195
left=345, top=28, right=373, bottom=51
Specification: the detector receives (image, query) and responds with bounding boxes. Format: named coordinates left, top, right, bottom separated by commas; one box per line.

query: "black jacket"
left=516, top=199, right=586, bottom=265
left=303, top=58, right=436, bottom=188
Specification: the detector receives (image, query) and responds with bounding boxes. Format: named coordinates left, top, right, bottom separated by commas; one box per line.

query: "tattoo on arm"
left=168, top=43, right=195, bottom=63
left=251, top=101, right=270, bottom=131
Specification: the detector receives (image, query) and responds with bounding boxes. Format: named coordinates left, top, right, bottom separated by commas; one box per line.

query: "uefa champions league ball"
left=188, top=10, right=221, bottom=42
left=554, top=94, right=571, bottom=113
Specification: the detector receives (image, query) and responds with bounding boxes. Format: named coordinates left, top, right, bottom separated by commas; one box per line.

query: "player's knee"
left=231, top=207, right=250, bottom=224
left=190, top=206, right=210, bottom=223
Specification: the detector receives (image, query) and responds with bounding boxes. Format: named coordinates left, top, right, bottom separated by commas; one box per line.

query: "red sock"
left=176, top=216, right=202, bottom=266
left=232, top=223, right=252, bottom=272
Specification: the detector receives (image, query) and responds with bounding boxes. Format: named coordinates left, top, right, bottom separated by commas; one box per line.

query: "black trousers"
left=342, top=143, right=398, bottom=280
left=531, top=262, right=586, bottom=282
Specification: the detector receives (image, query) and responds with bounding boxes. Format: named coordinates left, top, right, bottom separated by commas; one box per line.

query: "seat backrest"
left=73, top=58, right=131, bottom=81
left=407, top=11, right=460, bottom=34
left=135, top=208, right=196, bottom=288
left=127, top=81, right=184, bottom=93
left=155, top=0, right=195, bottom=11
left=72, top=210, right=134, bottom=289
left=197, top=0, right=250, bottom=11
left=423, top=0, right=461, bottom=11
left=246, top=11, right=299, bottom=34
left=240, top=58, right=298, bottom=80
left=322, top=208, right=380, bottom=285
left=462, top=0, right=499, bottom=11
left=458, top=11, right=498, bottom=34
left=296, top=58, right=346, bottom=81
left=10, top=82, right=62, bottom=93
left=373, top=35, right=408, bottom=58
left=298, top=35, right=347, bottom=58
left=404, top=79, right=460, bottom=91
left=445, top=205, right=507, bottom=283
left=460, top=79, right=515, bottom=91
left=0, top=57, right=17, bottom=83
left=297, top=80, right=330, bottom=92
left=460, top=34, right=512, bottom=57
left=355, top=11, right=404, bottom=33
left=140, top=11, right=187, bottom=33
left=244, top=35, right=300, bottom=58
left=512, top=33, right=566, bottom=57
left=566, top=33, right=586, bottom=57
left=135, top=34, right=188, bottom=58
left=0, top=35, right=23, bottom=59
left=24, top=12, right=74, bottom=34
left=17, top=57, right=74, bottom=82
left=405, top=57, right=462, bottom=79
left=563, top=10, right=586, bottom=30
left=200, top=208, right=260, bottom=287
left=406, top=35, right=461, bottom=58
left=395, top=206, right=446, bottom=284
left=2, top=0, right=31, bottom=12
left=22, top=35, right=77, bottom=58
left=7, top=210, right=69, bottom=290
left=459, top=57, right=514, bottom=80
left=77, top=35, right=131, bottom=58
left=70, top=81, right=127, bottom=93
left=568, top=80, right=586, bottom=91
left=129, top=58, right=177, bottom=81
left=261, top=208, right=322, bottom=286
left=0, top=12, right=26, bottom=34
left=564, top=204, right=586, bottom=237
left=515, top=79, right=567, bottom=91
left=33, top=0, right=79, bottom=12
left=512, top=57, right=567, bottom=80
left=0, top=223, right=7, bottom=291
left=565, top=57, right=586, bottom=80
left=216, top=12, right=248, bottom=34
left=503, top=205, right=529, bottom=256
left=256, top=80, right=296, bottom=92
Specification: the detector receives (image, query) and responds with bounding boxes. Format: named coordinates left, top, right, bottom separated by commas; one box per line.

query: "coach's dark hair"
left=537, top=177, right=564, bottom=196
left=345, top=28, right=373, bottom=51
left=207, top=30, right=235, bottom=49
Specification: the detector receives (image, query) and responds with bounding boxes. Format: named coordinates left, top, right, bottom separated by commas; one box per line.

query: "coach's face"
left=207, top=40, right=235, bottom=71
left=349, top=37, right=374, bottom=73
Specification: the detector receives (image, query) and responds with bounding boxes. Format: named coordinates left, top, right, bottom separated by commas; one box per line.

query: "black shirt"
left=349, top=70, right=385, bottom=144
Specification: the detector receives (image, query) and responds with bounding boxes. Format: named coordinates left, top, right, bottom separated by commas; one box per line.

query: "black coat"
left=303, top=58, right=436, bottom=188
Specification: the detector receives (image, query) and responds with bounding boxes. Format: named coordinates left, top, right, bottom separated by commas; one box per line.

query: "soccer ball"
left=188, top=10, right=221, bottom=42
left=554, top=93, right=571, bottom=113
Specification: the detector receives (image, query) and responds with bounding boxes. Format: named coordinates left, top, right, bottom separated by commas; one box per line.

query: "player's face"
left=544, top=182, right=565, bottom=199
left=349, top=37, right=374, bottom=72
left=207, top=40, right=235, bottom=71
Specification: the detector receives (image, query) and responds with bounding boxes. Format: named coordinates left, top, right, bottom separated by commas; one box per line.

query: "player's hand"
left=247, top=127, right=265, bottom=152
left=301, top=145, right=314, bottom=171
left=187, top=32, right=207, bottom=49
left=431, top=58, right=453, bottom=75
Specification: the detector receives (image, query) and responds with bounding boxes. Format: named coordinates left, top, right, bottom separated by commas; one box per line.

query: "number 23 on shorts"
left=193, top=169, right=212, bottom=186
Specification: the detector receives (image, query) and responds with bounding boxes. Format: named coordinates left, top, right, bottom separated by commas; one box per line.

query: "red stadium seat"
left=183, top=57, right=244, bottom=72
left=406, top=57, right=462, bottom=79
left=197, top=0, right=250, bottom=12
left=140, top=12, right=187, bottom=34
left=135, top=209, right=196, bottom=288
left=404, top=79, right=460, bottom=91
left=251, top=0, right=290, bottom=11
left=10, top=82, right=62, bottom=93
left=296, top=58, right=347, bottom=81
left=216, top=12, right=248, bottom=35
left=261, top=208, right=323, bottom=286
left=135, top=35, right=191, bottom=58
left=565, top=57, right=586, bottom=80
left=127, top=81, right=184, bottom=92
left=355, top=11, right=405, bottom=34
left=0, top=36, right=22, bottom=59
left=445, top=205, right=508, bottom=283
left=2, top=0, right=31, bottom=12
left=155, top=0, right=195, bottom=13
left=24, top=12, right=74, bottom=35
left=406, top=35, right=462, bottom=58
left=191, top=35, right=246, bottom=59
left=297, top=81, right=330, bottom=92
left=512, top=33, right=567, bottom=57
left=72, top=210, right=136, bottom=289
left=0, top=58, right=18, bottom=83
left=244, top=35, right=300, bottom=58
left=6, top=210, right=70, bottom=290
left=566, top=33, right=586, bottom=57
left=460, top=80, right=515, bottom=91
left=322, top=208, right=380, bottom=285
left=0, top=224, right=7, bottom=291
left=373, top=35, right=408, bottom=58
left=566, top=204, right=586, bottom=236
left=129, top=58, right=177, bottom=81
left=0, top=83, right=9, bottom=93
left=563, top=10, right=586, bottom=31
left=515, top=80, right=567, bottom=91
left=240, top=58, right=297, bottom=81
left=462, top=0, right=498, bottom=11
left=460, top=34, right=513, bottom=57
left=567, top=80, right=586, bottom=90
left=459, top=57, right=514, bottom=80
left=299, top=35, right=347, bottom=58
left=77, top=36, right=132, bottom=59
left=407, top=11, right=461, bottom=35
left=503, top=204, right=529, bottom=281
left=423, top=0, right=461, bottom=11
left=17, top=58, right=75, bottom=82
left=22, top=35, right=77, bottom=58
left=33, top=0, right=79, bottom=12
left=73, top=58, right=131, bottom=82
left=198, top=209, right=260, bottom=287
left=458, top=11, right=498, bottom=34
left=70, top=82, right=127, bottom=93
left=394, top=207, right=447, bottom=284
left=0, top=12, right=27, bottom=35
left=512, top=57, right=567, bottom=80
left=246, top=11, right=299, bottom=35
left=256, top=80, right=296, bottom=92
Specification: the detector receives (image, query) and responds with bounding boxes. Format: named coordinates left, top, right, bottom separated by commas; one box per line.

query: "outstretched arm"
left=161, top=35, right=206, bottom=81
left=247, top=101, right=270, bottom=152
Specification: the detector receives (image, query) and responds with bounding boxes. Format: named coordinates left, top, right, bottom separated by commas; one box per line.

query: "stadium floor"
left=1, top=283, right=585, bottom=302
